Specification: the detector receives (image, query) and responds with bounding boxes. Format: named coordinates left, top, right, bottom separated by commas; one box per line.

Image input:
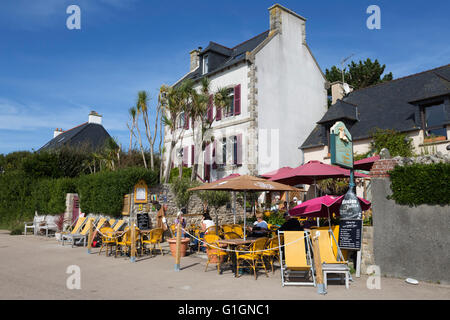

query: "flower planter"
left=167, top=238, right=190, bottom=257
left=424, top=136, right=446, bottom=143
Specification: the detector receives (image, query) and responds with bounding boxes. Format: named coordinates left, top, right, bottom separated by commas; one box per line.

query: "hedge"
left=389, top=163, right=450, bottom=206
left=76, top=167, right=158, bottom=217
left=0, top=167, right=158, bottom=227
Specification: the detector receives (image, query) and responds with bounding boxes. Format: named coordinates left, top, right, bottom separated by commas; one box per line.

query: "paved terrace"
left=0, top=230, right=448, bottom=300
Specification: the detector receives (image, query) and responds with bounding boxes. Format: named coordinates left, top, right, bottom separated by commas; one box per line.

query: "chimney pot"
left=88, top=111, right=102, bottom=125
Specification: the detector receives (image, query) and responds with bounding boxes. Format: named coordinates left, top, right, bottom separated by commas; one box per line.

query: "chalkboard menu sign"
left=338, top=219, right=362, bottom=250
left=137, top=213, right=150, bottom=230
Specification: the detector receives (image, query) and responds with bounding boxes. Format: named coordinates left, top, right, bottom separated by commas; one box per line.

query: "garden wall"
left=370, top=158, right=450, bottom=284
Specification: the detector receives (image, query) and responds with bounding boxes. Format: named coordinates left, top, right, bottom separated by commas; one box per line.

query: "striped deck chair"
left=62, top=217, right=97, bottom=248
left=58, top=217, right=87, bottom=243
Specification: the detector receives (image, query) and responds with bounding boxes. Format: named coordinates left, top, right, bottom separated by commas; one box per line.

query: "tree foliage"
left=371, top=128, right=414, bottom=157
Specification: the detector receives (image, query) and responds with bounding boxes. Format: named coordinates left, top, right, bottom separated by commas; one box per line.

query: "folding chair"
left=58, top=217, right=86, bottom=243
left=278, top=231, right=315, bottom=286
left=316, top=228, right=350, bottom=289
left=62, top=217, right=97, bottom=247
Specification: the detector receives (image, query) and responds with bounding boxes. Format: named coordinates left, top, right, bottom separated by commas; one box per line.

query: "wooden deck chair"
left=58, top=217, right=86, bottom=243
left=316, top=228, right=350, bottom=289
left=278, top=231, right=315, bottom=286
left=62, top=217, right=97, bottom=248
left=112, top=219, right=126, bottom=232
left=108, top=219, right=117, bottom=228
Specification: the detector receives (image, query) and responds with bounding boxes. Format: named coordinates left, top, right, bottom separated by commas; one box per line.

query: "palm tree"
left=132, top=103, right=148, bottom=169
left=160, top=81, right=191, bottom=183
left=127, top=107, right=137, bottom=152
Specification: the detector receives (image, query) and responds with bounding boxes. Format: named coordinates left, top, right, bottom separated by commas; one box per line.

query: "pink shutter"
left=234, top=84, right=241, bottom=115
left=236, top=134, right=242, bottom=166
left=191, top=145, right=194, bottom=166
left=183, top=146, right=188, bottom=167
left=207, top=95, right=213, bottom=122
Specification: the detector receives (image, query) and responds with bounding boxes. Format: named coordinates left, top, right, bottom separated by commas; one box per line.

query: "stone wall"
left=369, top=157, right=450, bottom=284
left=134, top=184, right=246, bottom=229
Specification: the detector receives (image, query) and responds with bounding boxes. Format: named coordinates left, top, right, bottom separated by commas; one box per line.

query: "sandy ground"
left=0, top=230, right=449, bottom=300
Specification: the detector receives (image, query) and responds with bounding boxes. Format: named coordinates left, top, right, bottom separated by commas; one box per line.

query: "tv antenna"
left=340, top=53, right=354, bottom=84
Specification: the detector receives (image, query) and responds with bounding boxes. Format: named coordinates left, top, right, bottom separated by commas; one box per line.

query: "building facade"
left=163, top=4, right=327, bottom=182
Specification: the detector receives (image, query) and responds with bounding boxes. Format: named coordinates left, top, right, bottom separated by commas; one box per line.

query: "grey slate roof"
left=177, top=30, right=270, bottom=84
left=301, top=64, right=450, bottom=149
left=39, top=122, right=112, bottom=152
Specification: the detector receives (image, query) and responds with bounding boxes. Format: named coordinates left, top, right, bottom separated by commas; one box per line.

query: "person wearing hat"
left=278, top=212, right=303, bottom=232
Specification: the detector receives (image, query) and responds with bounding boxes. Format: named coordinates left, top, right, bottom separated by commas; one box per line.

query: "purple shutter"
left=234, top=84, right=241, bottom=115
left=208, top=95, right=213, bottom=122
left=216, top=104, right=222, bottom=121
left=236, top=134, right=242, bottom=166
left=183, top=146, right=188, bottom=167
left=191, top=145, right=194, bottom=166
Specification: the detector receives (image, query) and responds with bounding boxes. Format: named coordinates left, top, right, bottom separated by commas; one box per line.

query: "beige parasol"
left=188, top=175, right=299, bottom=239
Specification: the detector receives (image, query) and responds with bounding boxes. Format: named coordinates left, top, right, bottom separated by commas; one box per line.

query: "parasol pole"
left=243, top=191, right=247, bottom=240
left=232, top=191, right=236, bottom=224
left=314, top=178, right=320, bottom=227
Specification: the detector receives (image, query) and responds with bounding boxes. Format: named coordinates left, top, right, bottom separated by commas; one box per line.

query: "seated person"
left=247, top=212, right=269, bottom=238
left=278, top=212, right=303, bottom=232
left=193, top=212, right=215, bottom=252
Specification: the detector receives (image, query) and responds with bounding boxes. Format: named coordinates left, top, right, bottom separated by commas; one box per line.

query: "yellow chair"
left=223, top=232, right=241, bottom=240
left=141, top=228, right=164, bottom=256
left=204, top=234, right=228, bottom=274
left=115, top=226, right=140, bottom=258
left=262, top=237, right=280, bottom=273
left=231, top=225, right=244, bottom=238
left=98, top=227, right=116, bottom=256
left=222, top=225, right=234, bottom=234
left=235, top=237, right=269, bottom=280
left=108, top=219, right=116, bottom=228
left=278, top=231, right=315, bottom=286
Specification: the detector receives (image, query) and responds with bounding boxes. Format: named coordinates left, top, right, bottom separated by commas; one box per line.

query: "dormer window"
left=420, top=100, right=448, bottom=139
left=202, top=55, right=209, bottom=74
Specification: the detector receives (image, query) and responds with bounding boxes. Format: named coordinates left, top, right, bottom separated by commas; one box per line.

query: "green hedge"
left=389, top=163, right=450, bottom=206
left=0, top=167, right=158, bottom=227
left=77, top=167, right=158, bottom=217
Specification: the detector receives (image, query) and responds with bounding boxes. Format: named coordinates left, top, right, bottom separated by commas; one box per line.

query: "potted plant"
left=424, top=134, right=446, bottom=143
left=167, top=236, right=191, bottom=257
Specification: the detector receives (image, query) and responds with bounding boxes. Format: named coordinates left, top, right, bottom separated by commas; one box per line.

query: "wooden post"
left=87, top=220, right=93, bottom=254
left=174, top=222, right=182, bottom=271
left=311, top=229, right=327, bottom=294
left=130, top=218, right=136, bottom=263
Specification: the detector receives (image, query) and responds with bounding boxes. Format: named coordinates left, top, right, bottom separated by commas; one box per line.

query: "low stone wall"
left=135, top=184, right=246, bottom=229
left=360, top=226, right=374, bottom=274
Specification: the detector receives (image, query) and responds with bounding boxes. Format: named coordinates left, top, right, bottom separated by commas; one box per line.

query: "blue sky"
left=0, top=0, right=449, bottom=154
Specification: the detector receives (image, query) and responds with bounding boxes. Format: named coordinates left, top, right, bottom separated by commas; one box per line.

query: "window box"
left=423, top=135, right=446, bottom=143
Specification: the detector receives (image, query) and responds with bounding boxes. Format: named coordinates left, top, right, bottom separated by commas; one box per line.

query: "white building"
left=163, top=4, right=327, bottom=182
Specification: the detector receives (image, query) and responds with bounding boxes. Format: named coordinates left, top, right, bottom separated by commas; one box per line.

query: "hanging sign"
left=122, top=194, right=130, bottom=216
left=330, top=121, right=353, bottom=169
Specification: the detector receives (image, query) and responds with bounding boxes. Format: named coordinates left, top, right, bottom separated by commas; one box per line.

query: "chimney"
left=88, top=110, right=102, bottom=125
left=331, top=81, right=353, bottom=105
left=268, top=4, right=307, bottom=43
left=190, top=48, right=201, bottom=71
left=53, top=128, right=63, bottom=138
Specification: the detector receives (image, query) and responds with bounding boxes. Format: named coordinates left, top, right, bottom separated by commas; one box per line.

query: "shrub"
left=371, top=128, right=414, bottom=157
left=389, top=163, right=450, bottom=206
left=169, top=167, right=192, bottom=183
left=170, top=177, right=200, bottom=211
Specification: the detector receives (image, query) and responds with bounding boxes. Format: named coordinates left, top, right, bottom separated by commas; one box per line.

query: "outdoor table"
left=217, top=237, right=258, bottom=276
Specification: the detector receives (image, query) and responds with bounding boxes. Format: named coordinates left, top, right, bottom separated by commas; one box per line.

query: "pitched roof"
left=39, top=122, right=112, bottom=152
left=176, top=30, right=270, bottom=85
left=301, top=64, right=450, bottom=149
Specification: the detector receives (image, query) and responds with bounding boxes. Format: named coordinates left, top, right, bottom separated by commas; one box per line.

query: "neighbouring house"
left=163, top=4, right=327, bottom=182
left=39, top=111, right=112, bottom=152
left=300, top=64, right=450, bottom=199
left=301, top=64, right=450, bottom=163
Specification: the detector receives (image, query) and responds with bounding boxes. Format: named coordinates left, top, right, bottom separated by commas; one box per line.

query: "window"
left=202, top=55, right=209, bottom=74
left=421, top=101, right=448, bottom=139
left=226, top=88, right=235, bottom=117
left=178, top=112, right=186, bottom=129
left=222, top=137, right=227, bottom=165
